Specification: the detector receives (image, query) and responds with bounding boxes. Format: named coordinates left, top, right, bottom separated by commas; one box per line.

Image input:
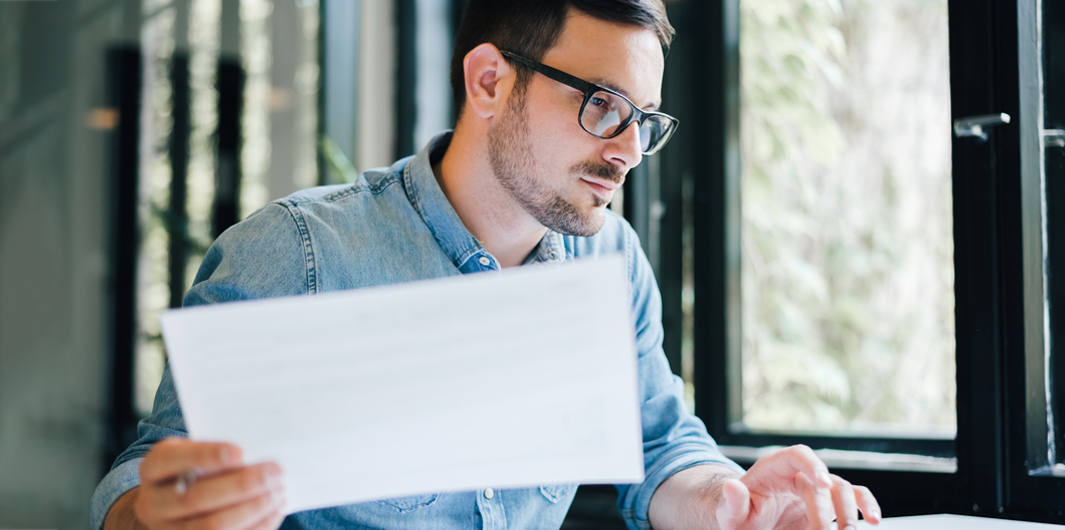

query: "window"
left=650, top=0, right=1065, bottom=521
left=736, top=0, right=955, bottom=439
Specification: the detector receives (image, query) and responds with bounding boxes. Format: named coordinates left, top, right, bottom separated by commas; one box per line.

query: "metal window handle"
left=954, top=113, right=1012, bottom=141
left=1045, top=129, right=1065, bottom=148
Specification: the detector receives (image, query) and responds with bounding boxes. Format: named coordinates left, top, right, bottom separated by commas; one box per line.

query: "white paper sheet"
left=851, top=515, right=1062, bottom=529
left=160, top=254, right=644, bottom=514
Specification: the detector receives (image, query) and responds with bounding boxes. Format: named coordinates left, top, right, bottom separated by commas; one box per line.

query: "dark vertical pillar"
left=658, top=18, right=690, bottom=379
left=623, top=164, right=651, bottom=256
left=686, top=0, right=743, bottom=437
left=318, top=0, right=327, bottom=185
left=104, top=46, right=142, bottom=467
left=214, top=59, right=245, bottom=238
left=396, top=0, right=417, bottom=160
left=449, top=0, right=468, bottom=125
left=949, top=0, right=1007, bottom=514
left=169, top=54, right=190, bottom=308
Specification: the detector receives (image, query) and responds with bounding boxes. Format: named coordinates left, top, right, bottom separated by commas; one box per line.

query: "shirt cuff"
left=628, top=451, right=746, bottom=530
left=90, top=457, right=144, bottom=530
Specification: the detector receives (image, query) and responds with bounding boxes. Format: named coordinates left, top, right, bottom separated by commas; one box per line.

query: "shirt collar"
left=403, top=131, right=568, bottom=272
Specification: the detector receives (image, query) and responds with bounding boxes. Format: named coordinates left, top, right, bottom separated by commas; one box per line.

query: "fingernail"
left=871, top=509, right=881, bottom=520
left=816, top=470, right=832, bottom=487
left=844, top=525, right=856, bottom=530
left=222, top=446, right=239, bottom=464
left=266, top=463, right=283, bottom=478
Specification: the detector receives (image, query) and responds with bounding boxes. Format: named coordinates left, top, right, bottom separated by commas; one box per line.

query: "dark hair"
left=449, top=0, right=674, bottom=121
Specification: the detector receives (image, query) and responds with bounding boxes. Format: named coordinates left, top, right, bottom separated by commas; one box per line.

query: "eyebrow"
left=587, top=77, right=661, bottom=112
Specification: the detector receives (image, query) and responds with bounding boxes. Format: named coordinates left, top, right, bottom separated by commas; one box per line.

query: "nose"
left=601, top=121, right=643, bottom=171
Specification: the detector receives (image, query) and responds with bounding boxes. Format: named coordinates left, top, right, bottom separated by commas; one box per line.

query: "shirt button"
left=484, top=488, right=494, bottom=499
left=478, top=256, right=491, bottom=266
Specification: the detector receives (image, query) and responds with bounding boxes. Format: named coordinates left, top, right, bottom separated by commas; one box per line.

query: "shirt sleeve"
left=614, top=223, right=745, bottom=530
left=89, top=203, right=311, bottom=530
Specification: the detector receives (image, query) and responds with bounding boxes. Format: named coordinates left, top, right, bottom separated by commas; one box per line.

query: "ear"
left=463, top=43, right=514, bottom=120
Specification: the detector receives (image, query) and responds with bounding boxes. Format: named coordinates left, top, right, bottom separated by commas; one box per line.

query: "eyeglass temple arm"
left=499, top=51, right=601, bottom=95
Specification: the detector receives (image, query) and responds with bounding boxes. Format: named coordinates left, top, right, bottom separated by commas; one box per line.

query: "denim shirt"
left=90, top=132, right=742, bottom=530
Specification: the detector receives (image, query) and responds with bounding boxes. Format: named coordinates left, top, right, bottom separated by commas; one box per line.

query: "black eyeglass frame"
left=499, top=50, right=679, bottom=155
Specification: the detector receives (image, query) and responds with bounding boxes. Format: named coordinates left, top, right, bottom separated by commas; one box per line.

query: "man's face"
left=487, top=10, right=666, bottom=237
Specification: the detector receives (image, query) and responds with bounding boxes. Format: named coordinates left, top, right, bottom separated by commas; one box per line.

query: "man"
left=92, top=1, right=881, bottom=529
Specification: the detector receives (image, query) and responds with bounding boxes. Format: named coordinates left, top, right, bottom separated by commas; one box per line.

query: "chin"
left=536, top=195, right=608, bottom=237
left=567, top=208, right=608, bottom=238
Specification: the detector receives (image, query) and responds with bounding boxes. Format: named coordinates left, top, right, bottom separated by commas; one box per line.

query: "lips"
left=580, top=178, right=620, bottom=192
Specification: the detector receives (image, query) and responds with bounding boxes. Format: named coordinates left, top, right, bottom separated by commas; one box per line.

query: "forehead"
left=538, top=10, right=665, bottom=108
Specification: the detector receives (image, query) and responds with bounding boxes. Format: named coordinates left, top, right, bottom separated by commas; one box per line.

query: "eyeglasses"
left=500, top=51, right=679, bottom=155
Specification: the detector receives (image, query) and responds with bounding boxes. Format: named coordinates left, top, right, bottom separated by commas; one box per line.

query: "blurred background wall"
left=0, top=0, right=421, bottom=527
left=1, top=1, right=140, bottom=526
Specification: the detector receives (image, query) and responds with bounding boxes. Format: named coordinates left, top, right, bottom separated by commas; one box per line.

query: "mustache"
left=573, top=161, right=625, bottom=185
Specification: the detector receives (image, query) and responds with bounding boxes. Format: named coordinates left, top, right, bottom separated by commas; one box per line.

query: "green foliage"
left=739, top=0, right=956, bottom=434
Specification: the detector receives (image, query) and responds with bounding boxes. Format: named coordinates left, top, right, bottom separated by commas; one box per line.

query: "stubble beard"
left=487, top=85, right=624, bottom=238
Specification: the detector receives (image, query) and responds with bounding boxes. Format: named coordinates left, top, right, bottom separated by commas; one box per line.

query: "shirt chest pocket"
left=539, top=484, right=578, bottom=504
left=376, top=493, right=439, bottom=512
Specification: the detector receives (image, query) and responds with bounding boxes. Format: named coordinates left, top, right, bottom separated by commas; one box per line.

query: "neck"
left=434, top=127, right=548, bottom=268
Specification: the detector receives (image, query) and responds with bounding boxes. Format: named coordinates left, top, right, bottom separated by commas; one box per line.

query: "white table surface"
left=853, top=514, right=1062, bottom=528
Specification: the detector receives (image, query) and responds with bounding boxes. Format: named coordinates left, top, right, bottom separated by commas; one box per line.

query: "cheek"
left=519, top=89, right=604, bottom=180
left=524, top=88, right=592, bottom=147
left=532, top=116, right=600, bottom=167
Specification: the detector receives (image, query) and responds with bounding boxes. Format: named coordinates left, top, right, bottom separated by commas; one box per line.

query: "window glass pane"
left=739, top=0, right=955, bottom=435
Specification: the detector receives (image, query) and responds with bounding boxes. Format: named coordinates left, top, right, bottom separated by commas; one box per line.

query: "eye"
left=589, top=95, right=609, bottom=108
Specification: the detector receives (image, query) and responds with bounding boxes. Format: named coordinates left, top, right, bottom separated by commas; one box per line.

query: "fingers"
left=134, top=438, right=287, bottom=530
left=830, top=476, right=859, bottom=530
left=147, top=463, right=283, bottom=520
left=780, top=445, right=833, bottom=487
left=174, top=489, right=285, bottom=530
left=715, top=479, right=751, bottom=530
left=137, top=478, right=285, bottom=530
left=747, top=445, right=832, bottom=492
left=793, top=471, right=834, bottom=530
left=140, top=438, right=244, bottom=485
left=244, top=508, right=287, bottom=530
left=855, top=485, right=882, bottom=524
left=731, top=445, right=881, bottom=530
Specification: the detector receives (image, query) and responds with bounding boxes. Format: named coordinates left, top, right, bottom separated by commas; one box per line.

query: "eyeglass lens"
left=580, top=90, right=672, bottom=153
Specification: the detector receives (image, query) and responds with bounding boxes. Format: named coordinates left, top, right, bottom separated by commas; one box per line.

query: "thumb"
left=716, top=478, right=751, bottom=529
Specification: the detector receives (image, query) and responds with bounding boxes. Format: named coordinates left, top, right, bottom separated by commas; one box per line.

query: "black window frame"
left=658, top=0, right=1065, bottom=522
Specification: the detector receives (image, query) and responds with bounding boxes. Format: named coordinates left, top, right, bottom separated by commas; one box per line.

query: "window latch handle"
left=1044, top=129, right=1065, bottom=148
left=953, top=113, right=1011, bottom=142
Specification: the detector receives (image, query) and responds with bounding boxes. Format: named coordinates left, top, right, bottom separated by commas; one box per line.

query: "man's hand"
left=104, top=438, right=286, bottom=530
left=716, top=445, right=880, bottom=530
left=648, top=445, right=881, bottom=530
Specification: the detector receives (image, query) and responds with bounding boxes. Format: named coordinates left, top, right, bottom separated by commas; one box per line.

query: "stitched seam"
left=403, top=162, right=427, bottom=219
left=376, top=494, right=439, bottom=513
left=404, top=161, right=482, bottom=268
left=286, top=174, right=401, bottom=206
left=279, top=201, right=317, bottom=294
left=456, top=245, right=486, bottom=268
left=627, top=225, right=636, bottom=285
